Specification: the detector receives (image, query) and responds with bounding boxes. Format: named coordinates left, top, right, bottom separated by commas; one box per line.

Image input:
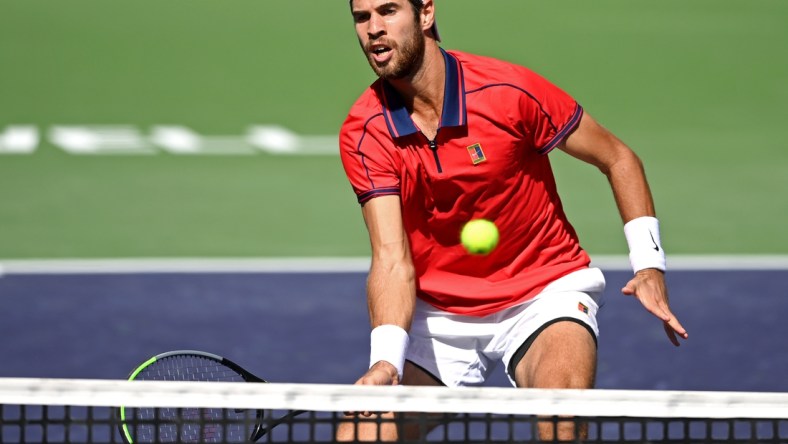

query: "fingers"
left=344, top=364, right=398, bottom=416
left=646, top=296, right=673, bottom=323
left=664, top=314, right=689, bottom=345
left=646, top=300, right=688, bottom=346
left=664, top=322, right=680, bottom=347
left=621, top=281, right=635, bottom=296
left=647, top=297, right=688, bottom=344
left=624, top=279, right=670, bottom=321
left=622, top=273, right=688, bottom=346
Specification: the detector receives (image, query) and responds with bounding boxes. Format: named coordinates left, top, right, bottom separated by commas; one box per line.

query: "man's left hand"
left=622, top=268, right=688, bottom=346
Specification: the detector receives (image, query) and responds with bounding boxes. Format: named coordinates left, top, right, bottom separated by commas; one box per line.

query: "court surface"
left=0, top=268, right=785, bottom=392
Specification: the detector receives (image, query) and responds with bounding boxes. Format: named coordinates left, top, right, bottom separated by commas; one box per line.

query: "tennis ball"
left=460, top=219, right=499, bottom=255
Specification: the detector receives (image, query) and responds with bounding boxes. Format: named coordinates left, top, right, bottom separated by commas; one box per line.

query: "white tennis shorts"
left=405, top=267, right=606, bottom=387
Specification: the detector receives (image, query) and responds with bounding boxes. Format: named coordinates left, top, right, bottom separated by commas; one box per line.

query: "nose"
left=366, top=13, right=385, bottom=39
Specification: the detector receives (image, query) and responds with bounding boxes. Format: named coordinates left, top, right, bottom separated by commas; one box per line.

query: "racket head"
left=118, top=350, right=266, bottom=443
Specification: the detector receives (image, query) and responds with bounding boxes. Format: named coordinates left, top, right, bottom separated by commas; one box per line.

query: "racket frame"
left=118, top=350, right=267, bottom=443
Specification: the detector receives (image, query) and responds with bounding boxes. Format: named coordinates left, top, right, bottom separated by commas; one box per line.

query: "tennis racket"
left=118, top=350, right=305, bottom=443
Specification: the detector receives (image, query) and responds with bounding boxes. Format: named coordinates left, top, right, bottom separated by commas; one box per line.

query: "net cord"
left=1, top=378, right=786, bottom=420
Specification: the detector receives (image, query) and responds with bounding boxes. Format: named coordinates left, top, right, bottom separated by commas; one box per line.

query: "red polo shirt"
left=340, top=49, right=590, bottom=316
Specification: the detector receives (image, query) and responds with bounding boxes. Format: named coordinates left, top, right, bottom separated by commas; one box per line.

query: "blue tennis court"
left=0, top=268, right=785, bottom=392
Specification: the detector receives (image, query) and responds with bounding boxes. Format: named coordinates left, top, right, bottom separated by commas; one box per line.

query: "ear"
left=420, top=0, right=437, bottom=35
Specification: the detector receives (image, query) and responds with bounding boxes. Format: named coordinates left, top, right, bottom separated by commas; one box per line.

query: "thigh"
left=398, top=361, right=451, bottom=440
left=513, top=319, right=597, bottom=389
left=511, top=320, right=596, bottom=442
left=503, top=269, right=604, bottom=387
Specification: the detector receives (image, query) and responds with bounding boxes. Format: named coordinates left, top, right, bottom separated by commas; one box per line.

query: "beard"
left=362, top=25, right=426, bottom=80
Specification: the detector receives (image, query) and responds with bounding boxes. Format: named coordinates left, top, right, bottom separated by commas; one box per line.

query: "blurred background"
left=1, top=1, right=787, bottom=393
left=1, top=0, right=786, bottom=259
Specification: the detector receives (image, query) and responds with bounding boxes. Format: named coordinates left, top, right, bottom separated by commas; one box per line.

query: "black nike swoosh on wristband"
left=649, top=231, right=660, bottom=251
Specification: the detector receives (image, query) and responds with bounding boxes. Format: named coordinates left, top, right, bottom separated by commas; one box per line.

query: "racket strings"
left=126, top=354, right=259, bottom=443
left=138, top=355, right=247, bottom=383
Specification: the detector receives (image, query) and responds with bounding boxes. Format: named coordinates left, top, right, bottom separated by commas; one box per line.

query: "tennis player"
left=338, top=0, right=688, bottom=440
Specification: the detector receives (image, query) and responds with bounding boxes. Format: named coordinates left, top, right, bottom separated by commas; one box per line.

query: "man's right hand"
left=356, top=360, right=400, bottom=386
left=351, top=361, right=400, bottom=417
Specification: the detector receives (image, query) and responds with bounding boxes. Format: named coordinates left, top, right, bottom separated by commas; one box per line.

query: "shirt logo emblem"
left=578, top=302, right=589, bottom=314
left=467, top=143, right=486, bottom=165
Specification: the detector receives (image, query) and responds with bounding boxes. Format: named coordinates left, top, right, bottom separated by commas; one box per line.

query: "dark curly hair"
left=348, top=0, right=424, bottom=15
left=348, top=0, right=439, bottom=41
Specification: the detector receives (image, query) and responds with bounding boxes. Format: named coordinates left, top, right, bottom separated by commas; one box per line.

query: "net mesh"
left=0, top=378, right=786, bottom=443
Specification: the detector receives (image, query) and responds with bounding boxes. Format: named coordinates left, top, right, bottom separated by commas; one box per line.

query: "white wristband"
left=369, top=324, right=409, bottom=379
left=624, top=216, right=666, bottom=273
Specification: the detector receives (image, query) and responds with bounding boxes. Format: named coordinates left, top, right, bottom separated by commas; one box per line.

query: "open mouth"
left=369, top=43, right=393, bottom=62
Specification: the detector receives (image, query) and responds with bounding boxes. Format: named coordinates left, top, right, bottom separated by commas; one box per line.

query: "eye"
left=352, top=12, right=370, bottom=23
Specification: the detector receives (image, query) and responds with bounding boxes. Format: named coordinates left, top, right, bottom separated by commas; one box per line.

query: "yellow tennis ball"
left=460, top=219, right=499, bottom=255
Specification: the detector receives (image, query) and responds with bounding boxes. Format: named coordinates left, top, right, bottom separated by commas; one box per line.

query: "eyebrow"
left=352, top=1, right=401, bottom=14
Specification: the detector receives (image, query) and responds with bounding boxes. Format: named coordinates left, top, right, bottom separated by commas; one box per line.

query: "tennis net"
left=0, top=377, right=786, bottom=443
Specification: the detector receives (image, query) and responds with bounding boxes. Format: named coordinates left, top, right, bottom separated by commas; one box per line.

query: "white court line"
left=0, top=257, right=371, bottom=275
left=1, top=255, right=788, bottom=275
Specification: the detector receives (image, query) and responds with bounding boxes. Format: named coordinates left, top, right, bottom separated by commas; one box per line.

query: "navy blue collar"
left=379, top=48, right=467, bottom=139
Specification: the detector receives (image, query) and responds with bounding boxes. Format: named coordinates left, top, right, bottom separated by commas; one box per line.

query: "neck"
left=386, top=42, right=445, bottom=127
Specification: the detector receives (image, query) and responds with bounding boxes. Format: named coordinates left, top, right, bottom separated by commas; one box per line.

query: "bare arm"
left=560, top=112, right=688, bottom=345
left=358, top=195, right=417, bottom=384
left=560, top=113, right=654, bottom=222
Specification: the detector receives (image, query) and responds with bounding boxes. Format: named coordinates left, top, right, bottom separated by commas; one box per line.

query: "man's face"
left=351, top=0, right=425, bottom=80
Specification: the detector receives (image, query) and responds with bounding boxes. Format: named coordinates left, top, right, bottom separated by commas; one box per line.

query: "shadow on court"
left=0, top=270, right=785, bottom=392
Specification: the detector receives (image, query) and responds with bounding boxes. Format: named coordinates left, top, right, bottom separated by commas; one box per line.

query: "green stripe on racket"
left=118, top=350, right=305, bottom=443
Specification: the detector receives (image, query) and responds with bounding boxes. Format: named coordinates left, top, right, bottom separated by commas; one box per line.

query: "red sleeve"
left=516, top=67, right=584, bottom=155
left=339, top=109, right=401, bottom=205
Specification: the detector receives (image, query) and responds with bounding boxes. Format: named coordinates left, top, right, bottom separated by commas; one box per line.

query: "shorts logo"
left=467, top=143, right=486, bottom=165
left=577, top=302, right=589, bottom=314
